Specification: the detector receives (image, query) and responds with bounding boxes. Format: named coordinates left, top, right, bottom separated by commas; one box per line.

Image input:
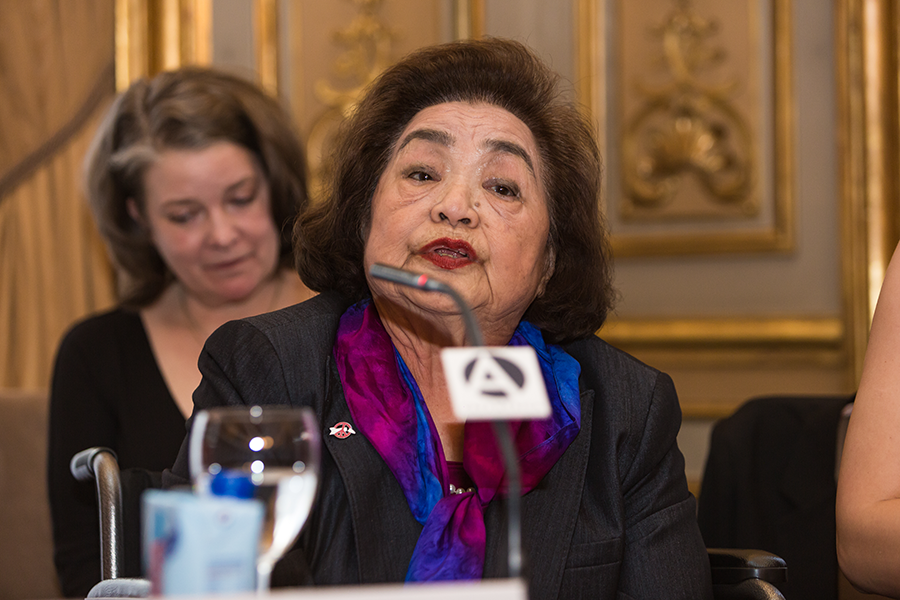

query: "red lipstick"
left=418, top=238, right=478, bottom=270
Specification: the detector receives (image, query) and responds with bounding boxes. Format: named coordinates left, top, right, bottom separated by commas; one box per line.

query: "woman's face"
left=135, top=141, right=280, bottom=306
left=364, top=102, right=553, bottom=333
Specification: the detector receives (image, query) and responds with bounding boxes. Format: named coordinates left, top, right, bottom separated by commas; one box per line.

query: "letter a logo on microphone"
left=442, top=347, right=551, bottom=421
left=464, top=355, right=525, bottom=400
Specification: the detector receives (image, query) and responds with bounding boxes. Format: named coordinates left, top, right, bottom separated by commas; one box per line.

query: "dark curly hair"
left=295, top=38, right=614, bottom=343
left=85, top=67, right=308, bottom=307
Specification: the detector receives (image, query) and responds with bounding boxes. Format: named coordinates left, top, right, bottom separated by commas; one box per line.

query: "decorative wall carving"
left=599, top=0, right=794, bottom=256
left=621, top=0, right=755, bottom=218
left=306, top=0, right=396, bottom=200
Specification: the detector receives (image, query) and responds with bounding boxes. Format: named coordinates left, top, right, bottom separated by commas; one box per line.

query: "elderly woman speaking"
left=166, top=38, right=711, bottom=599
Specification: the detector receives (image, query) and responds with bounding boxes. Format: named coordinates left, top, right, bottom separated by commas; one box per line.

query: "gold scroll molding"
left=600, top=316, right=844, bottom=369
left=836, top=0, right=900, bottom=383
left=114, top=0, right=278, bottom=93
left=600, top=315, right=847, bottom=418
left=601, top=316, right=844, bottom=349
left=578, top=0, right=795, bottom=257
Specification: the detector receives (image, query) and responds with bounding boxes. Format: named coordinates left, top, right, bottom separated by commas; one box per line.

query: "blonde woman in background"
left=47, top=67, right=314, bottom=597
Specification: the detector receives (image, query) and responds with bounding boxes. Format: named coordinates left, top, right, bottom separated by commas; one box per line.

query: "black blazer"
left=165, top=292, right=712, bottom=600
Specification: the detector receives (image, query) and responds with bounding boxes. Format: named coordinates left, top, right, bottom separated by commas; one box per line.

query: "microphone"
left=369, top=263, right=522, bottom=580
left=369, top=263, right=485, bottom=347
left=368, top=263, right=447, bottom=292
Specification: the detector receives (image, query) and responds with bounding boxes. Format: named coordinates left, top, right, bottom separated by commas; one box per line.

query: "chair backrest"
left=698, top=394, right=854, bottom=600
left=0, top=388, right=61, bottom=600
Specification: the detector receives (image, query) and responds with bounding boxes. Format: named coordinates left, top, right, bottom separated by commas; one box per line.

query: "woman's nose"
left=430, top=182, right=479, bottom=227
left=206, top=211, right=239, bottom=247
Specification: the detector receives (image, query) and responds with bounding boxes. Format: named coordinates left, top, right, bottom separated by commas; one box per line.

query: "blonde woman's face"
left=135, top=141, right=280, bottom=306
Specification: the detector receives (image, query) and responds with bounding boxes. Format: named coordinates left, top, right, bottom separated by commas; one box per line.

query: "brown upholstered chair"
left=0, top=389, right=61, bottom=600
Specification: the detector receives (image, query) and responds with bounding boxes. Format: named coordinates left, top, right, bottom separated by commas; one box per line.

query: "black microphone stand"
left=369, top=263, right=523, bottom=579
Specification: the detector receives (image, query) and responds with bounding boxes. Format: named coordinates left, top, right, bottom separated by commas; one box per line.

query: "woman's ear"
left=126, top=198, right=144, bottom=226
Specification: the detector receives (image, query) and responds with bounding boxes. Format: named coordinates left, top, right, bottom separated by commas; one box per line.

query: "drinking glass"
left=188, top=405, right=321, bottom=593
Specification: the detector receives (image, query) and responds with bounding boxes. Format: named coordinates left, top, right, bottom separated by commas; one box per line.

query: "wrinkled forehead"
left=389, top=101, right=542, bottom=176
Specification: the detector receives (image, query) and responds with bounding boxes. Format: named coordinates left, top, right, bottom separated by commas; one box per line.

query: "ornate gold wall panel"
left=571, top=0, right=855, bottom=413
left=619, top=3, right=756, bottom=218
left=304, top=0, right=399, bottom=200
left=588, top=0, right=795, bottom=257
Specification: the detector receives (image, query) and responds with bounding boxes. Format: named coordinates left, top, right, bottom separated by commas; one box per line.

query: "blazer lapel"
left=483, top=388, right=595, bottom=598
left=320, top=358, right=422, bottom=583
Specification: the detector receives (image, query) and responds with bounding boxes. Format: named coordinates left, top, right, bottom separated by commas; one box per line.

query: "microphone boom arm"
left=369, top=263, right=523, bottom=579
left=368, top=263, right=484, bottom=346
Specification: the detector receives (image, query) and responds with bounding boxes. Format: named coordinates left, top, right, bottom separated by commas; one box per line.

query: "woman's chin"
left=200, top=281, right=267, bottom=306
left=374, top=287, right=461, bottom=319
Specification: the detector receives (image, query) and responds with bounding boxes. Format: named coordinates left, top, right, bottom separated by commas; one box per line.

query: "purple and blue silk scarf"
left=332, top=300, right=581, bottom=581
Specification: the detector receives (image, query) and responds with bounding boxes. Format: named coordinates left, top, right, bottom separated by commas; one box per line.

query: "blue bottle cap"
left=209, top=471, right=256, bottom=499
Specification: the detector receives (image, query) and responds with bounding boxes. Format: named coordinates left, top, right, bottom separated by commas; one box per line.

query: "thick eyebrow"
left=160, top=175, right=256, bottom=206
left=398, top=128, right=454, bottom=151
left=486, top=139, right=536, bottom=176
left=397, top=128, right=536, bottom=176
left=224, top=174, right=257, bottom=194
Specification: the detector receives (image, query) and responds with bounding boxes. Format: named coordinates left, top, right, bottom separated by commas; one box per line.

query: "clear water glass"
left=188, top=405, right=321, bottom=593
